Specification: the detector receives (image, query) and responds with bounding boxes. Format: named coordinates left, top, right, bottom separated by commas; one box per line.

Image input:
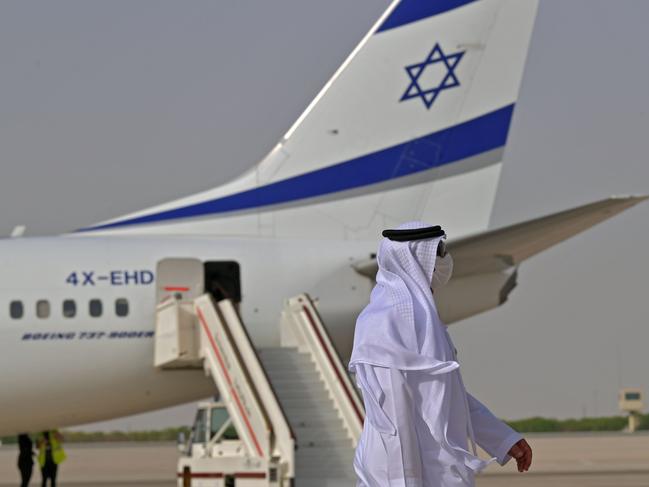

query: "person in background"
left=17, top=434, right=34, bottom=487
left=37, top=430, right=66, bottom=487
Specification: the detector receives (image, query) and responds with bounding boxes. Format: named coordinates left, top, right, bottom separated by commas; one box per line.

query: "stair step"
left=271, top=386, right=331, bottom=399
left=296, top=464, right=355, bottom=475
left=259, top=353, right=314, bottom=364
left=283, top=409, right=341, bottom=423
left=278, top=395, right=336, bottom=408
left=290, top=416, right=346, bottom=428
left=267, top=374, right=324, bottom=385
left=297, top=451, right=355, bottom=459
left=297, top=466, right=356, bottom=476
left=297, top=471, right=356, bottom=480
left=294, top=426, right=347, bottom=437
left=258, top=352, right=313, bottom=361
left=270, top=379, right=325, bottom=390
left=264, top=366, right=320, bottom=376
left=297, top=438, right=351, bottom=450
left=296, top=470, right=356, bottom=480
left=251, top=348, right=356, bottom=483
left=262, top=361, right=316, bottom=371
left=267, top=370, right=320, bottom=378
left=295, top=478, right=356, bottom=487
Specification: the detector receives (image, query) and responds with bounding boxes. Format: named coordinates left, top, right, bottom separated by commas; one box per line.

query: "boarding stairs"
left=154, top=289, right=364, bottom=487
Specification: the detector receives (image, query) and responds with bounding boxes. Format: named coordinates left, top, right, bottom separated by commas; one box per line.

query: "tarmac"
left=0, top=432, right=647, bottom=486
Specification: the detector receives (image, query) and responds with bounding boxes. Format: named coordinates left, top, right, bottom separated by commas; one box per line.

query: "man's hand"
left=508, top=438, right=532, bottom=472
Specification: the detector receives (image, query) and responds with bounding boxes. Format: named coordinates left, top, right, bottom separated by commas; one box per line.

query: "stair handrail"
left=194, top=293, right=295, bottom=481
left=280, top=293, right=365, bottom=446
left=215, top=298, right=296, bottom=479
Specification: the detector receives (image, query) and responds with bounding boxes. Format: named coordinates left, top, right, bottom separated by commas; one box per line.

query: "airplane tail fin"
left=79, top=0, right=539, bottom=239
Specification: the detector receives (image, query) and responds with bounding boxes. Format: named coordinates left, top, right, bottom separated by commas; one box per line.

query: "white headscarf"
left=349, top=221, right=458, bottom=372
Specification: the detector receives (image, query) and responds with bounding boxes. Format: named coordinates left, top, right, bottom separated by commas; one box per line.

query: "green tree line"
left=1, top=426, right=190, bottom=444
left=2, top=415, right=648, bottom=444
left=506, top=414, right=649, bottom=432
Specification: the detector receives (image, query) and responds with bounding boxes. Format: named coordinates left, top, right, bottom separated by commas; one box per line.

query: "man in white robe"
left=349, top=222, right=532, bottom=487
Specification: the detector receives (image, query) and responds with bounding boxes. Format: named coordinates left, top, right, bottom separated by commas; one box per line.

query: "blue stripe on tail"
left=79, top=104, right=514, bottom=232
left=377, top=0, right=478, bottom=33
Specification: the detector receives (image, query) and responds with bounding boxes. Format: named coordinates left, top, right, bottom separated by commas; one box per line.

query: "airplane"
left=0, top=0, right=646, bottom=436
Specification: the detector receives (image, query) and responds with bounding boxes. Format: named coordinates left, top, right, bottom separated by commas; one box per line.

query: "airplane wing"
left=448, top=195, right=648, bottom=277
left=353, top=195, right=648, bottom=323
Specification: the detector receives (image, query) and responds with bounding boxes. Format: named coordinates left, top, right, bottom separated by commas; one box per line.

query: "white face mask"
left=431, top=252, right=454, bottom=290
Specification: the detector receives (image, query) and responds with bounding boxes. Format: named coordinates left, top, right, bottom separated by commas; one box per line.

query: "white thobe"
left=352, top=355, right=521, bottom=486
left=349, top=223, right=522, bottom=486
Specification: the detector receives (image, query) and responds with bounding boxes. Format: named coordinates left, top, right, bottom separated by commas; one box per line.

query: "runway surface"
left=1, top=432, right=647, bottom=486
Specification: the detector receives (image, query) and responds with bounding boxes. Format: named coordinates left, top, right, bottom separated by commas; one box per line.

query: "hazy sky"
left=1, top=1, right=648, bottom=430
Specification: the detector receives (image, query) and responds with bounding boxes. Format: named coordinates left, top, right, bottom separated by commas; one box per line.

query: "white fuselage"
left=0, top=235, right=374, bottom=435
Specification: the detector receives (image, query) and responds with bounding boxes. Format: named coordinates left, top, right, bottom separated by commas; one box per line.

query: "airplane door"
left=156, top=258, right=204, bottom=303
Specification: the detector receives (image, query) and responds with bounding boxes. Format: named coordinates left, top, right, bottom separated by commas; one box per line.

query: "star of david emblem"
left=400, top=43, right=466, bottom=110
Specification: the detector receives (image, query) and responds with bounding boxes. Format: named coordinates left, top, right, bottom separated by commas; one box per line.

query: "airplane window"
left=36, top=300, right=50, bottom=319
left=89, top=299, right=102, bottom=317
left=115, top=298, right=129, bottom=317
left=63, top=299, right=76, bottom=318
left=9, top=301, right=23, bottom=319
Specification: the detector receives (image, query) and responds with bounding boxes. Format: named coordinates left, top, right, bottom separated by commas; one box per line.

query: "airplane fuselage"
left=0, top=235, right=374, bottom=435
